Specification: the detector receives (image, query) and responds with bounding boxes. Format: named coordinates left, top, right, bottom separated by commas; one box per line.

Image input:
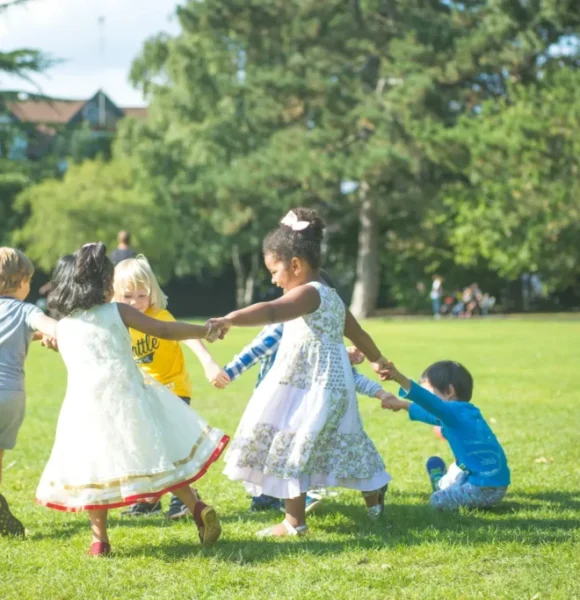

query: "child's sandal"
left=363, top=484, right=389, bottom=521
left=196, top=505, right=222, bottom=546
left=257, top=519, right=308, bottom=538
left=88, top=541, right=111, bottom=557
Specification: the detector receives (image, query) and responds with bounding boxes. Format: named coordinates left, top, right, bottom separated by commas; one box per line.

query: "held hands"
left=370, top=356, right=397, bottom=381
left=376, top=390, right=408, bottom=412
left=204, top=321, right=224, bottom=343
left=206, top=365, right=231, bottom=389
left=40, top=335, right=59, bottom=352
left=205, top=317, right=232, bottom=341
left=346, top=346, right=365, bottom=366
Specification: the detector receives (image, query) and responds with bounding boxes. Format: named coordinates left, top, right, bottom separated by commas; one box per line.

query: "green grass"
left=1, top=318, right=579, bottom=599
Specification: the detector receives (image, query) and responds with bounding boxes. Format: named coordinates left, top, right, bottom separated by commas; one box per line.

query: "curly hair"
left=263, top=208, right=326, bottom=269
left=48, top=243, right=114, bottom=318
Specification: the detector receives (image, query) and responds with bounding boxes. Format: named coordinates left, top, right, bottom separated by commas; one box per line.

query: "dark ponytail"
left=48, top=243, right=114, bottom=317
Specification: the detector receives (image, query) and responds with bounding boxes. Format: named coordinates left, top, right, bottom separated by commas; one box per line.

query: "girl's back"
left=57, top=303, right=138, bottom=388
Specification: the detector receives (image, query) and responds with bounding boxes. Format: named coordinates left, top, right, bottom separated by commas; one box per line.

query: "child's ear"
left=445, top=384, right=457, bottom=400
left=291, top=257, right=301, bottom=274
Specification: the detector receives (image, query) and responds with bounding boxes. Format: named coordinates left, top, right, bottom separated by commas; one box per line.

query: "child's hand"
left=204, top=321, right=224, bottom=342
left=346, top=346, right=365, bottom=366
left=205, top=364, right=231, bottom=389
left=40, top=335, right=59, bottom=352
left=376, top=390, right=407, bottom=412
left=205, top=317, right=232, bottom=340
left=370, top=356, right=394, bottom=381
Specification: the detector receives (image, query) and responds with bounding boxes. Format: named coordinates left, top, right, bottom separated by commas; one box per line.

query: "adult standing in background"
left=430, top=275, right=443, bottom=319
left=110, top=230, right=136, bottom=266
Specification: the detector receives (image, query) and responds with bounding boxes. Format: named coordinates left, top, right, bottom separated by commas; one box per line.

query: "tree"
left=439, top=68, right=580, bottom=292
left=12, top=159, right=175, bottom=276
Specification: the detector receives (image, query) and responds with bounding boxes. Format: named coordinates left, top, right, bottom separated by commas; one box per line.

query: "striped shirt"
left=224, top=323, right=382, bottom=398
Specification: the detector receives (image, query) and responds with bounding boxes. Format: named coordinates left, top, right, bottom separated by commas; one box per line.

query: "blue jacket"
left=401, top=381, right=510, bottom=487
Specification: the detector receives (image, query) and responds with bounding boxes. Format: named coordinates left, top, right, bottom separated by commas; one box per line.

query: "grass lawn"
left=1, top=318, right=579, bottom=599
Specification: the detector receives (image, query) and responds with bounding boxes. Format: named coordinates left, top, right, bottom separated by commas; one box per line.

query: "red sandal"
left=88, top=541, right=111, bottom=557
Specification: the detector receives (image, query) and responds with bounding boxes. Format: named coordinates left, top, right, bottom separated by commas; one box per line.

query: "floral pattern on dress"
left=229, top=388, right=385, bottom=480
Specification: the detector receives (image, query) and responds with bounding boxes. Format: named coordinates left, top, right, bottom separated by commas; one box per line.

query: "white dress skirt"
left=223, top=282, right=391, bottom=499
left=36, top=303, right=228, bottom=512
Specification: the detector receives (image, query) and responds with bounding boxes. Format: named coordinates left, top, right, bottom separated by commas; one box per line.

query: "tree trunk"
left=232, top=245, right=259, bottom=308
left=349, top=182, right=380, bottom=319
left=243, top=251, right=260, bottom=306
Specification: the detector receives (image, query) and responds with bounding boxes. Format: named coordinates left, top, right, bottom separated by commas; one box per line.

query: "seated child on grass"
left=380, top=360, right=510, bottom=511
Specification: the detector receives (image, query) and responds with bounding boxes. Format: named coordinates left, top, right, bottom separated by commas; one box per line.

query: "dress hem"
left=36, top=434, right=229, bottom=512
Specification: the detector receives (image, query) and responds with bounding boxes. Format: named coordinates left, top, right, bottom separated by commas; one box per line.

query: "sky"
left=0, top=0, right=181, bottom=107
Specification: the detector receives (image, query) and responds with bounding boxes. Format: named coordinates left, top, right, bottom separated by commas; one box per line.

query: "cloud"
left=0, top=0, right=181, bottom=105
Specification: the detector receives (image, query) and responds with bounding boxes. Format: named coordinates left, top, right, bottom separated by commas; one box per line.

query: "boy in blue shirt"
left=380, top=359, right=510, bottom=510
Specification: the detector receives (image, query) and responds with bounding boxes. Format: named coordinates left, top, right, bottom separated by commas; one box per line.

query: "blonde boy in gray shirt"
left=0, top=248, right=57, bottom=537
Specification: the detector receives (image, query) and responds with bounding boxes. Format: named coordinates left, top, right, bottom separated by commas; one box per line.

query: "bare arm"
left=117, top=303, right=209, bottom=341
left=29, top=313, right=57, bottom=338
left=344, top=309, right=382, bottom=362
left=210, top=285, right=320, bottom=334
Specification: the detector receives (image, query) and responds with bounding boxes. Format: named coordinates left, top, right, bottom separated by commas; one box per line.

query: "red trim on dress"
left=36, top=434, right=229, bottom=512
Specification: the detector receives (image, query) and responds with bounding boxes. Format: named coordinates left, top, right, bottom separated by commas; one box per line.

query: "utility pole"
left=98, top=15, right=106, bottom=127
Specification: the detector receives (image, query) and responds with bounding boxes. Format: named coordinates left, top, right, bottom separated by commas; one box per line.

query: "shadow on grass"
left=30, top=489, right=580, bottom=560
left=112, top=497, right=579, bottom=563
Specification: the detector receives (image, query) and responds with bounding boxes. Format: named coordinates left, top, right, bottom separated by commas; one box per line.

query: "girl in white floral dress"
left=209, top=208, right=391, bottom=537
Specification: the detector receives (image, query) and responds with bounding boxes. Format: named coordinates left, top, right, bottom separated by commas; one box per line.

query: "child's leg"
left=437, top=462, right=464, bottom=491
left=430, top=482, right=507, bottom=511
left=257, top=494, right=308, bottom=537
left=88, top=509, right=109, bottom=543
left=172, top=484, right=221, bottom=546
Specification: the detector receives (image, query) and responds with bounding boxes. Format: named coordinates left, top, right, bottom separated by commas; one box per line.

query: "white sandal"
left=256, top=519, right=308, bottom=538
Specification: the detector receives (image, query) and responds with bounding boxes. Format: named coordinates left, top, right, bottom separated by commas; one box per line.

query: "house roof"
left=8, top=100, right=86, bottom=124
left=7, top=95, right=148, bottom=125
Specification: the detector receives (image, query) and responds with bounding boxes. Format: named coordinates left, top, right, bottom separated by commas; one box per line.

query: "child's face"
left=118, top=286, right=151, bottom=313
left=264, top=253, right=307, bottom=293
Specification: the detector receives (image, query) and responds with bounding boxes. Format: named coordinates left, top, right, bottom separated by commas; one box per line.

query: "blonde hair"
left=113, top=254, right=167, bottom=310
left=0, top=247, right=34, bottom=294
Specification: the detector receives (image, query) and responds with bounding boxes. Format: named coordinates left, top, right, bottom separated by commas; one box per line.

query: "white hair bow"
left=280, top=211, right=310, bottom=231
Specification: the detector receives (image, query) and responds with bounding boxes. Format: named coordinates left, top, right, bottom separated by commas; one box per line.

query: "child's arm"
left=29, top=313, right=57, bottom=339
left=384, top=361, right=458, bottom=425
left=351, top=367, right=383, bottom=398
left=344, top=309, right=388, bottom=370
left=377, top=390, right=440, bottom=424
left=117, top=303, right=214, bottom=341
left=183, top=339, right=230, bottom=387
left=223, top=324, right=283, bottom=382
left=207, top=285, right=320, bottom=334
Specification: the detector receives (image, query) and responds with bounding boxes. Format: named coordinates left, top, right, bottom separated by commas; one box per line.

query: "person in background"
left=430, top=275, right=443, bottom=319
left=110, top=231, right=136, bottom=266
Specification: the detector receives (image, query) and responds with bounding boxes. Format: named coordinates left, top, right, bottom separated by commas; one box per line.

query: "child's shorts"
left=0, top=391, right=26, bottom=450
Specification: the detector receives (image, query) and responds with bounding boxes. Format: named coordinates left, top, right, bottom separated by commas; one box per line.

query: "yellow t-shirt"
left=129, top=307, right=192, bottom=398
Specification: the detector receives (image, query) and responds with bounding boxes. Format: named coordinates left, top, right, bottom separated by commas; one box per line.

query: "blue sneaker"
left=249, top=495, right=283, bottom=512
left=426, top=456, right=447, bottom=492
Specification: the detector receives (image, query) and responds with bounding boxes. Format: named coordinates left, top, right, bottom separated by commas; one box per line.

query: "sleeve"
left=352, top=367, right=382, bottom=398
left=23, top=303, right=44, bottom=331
left=399, top=381, right=458, bottom=426
left=224, top=324, right=283, bottom=381
left=408, top=403, right=441, bottom=426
